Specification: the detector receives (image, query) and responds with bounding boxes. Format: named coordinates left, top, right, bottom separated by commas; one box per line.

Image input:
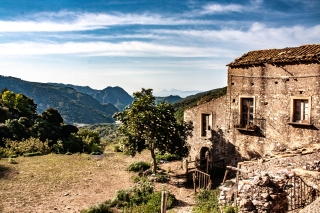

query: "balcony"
left=233, top=112, right=265, bottom=132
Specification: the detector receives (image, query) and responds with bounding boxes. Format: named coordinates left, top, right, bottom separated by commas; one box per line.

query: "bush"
left=154, top=173, right=169, bottom=183
left=52, top=134, right=83, bottom=154
left=156, top=152, right=181, bottom=162
left=126, top=161, right=150, bottom=172
left=23, top=151, right=43, bottom=157
left=223, top=205, right=238, bottom=213
left=8, top=157, right=18, bottom=164
left=193, top=189, right=220, bottom=213
left=3, top=137, right=51, bottom=156
left=113, top=144, right=122, bottom=152
left=123, top=191, right=176, bottom=213
left=80, top=200, right=113, bottom=213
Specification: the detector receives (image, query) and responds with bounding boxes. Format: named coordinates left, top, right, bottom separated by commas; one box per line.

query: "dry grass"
left=0, top=150, right=150, bottom=212
left=0, top=149, right=195, bottom=213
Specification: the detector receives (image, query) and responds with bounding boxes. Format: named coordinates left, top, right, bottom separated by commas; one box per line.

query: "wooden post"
left=206, top=156, right=209, bottom=174
left=161, top=191, right=167, bottom=213
left=193, top=172, right=197, bottom=193
left=222, top=169, right=229, bottom=184
left=185, top=159, right=188, bottom=174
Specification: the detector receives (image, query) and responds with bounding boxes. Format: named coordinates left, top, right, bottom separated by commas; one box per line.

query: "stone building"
left=184, top=44, right=320, bottom=170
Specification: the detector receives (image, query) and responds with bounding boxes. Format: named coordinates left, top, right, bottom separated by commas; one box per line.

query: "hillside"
left=0, top=76, right=118, bottom=124
left=173, top=87, right=227, bottom=122
left=155, top=95, right=182, bottom=104
left=49, top=83, right=133, bottom=111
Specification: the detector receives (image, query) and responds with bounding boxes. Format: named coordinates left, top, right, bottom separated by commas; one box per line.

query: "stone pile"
left=219, top=171, right=291, bottom=213
left=303, top=160, right=320, bottom=172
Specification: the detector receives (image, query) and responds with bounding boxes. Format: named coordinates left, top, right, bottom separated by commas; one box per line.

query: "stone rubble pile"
left=303, top=160, right=320, bottom=172
left=219, top=171, right=292, bottom=213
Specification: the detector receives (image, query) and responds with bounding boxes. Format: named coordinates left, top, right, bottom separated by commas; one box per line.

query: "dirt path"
left=0, top=152, right=195, bottom=213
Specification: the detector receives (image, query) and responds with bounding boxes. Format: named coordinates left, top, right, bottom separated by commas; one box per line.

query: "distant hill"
left=49, top=83, right=133, bottom=111
left=173, top=87, right=227, bottom=122
left=154, top=89, right=203, bottom=98
left=155, top=95, right=182, bottom=104
left=0, top=76, right=118, bottom=124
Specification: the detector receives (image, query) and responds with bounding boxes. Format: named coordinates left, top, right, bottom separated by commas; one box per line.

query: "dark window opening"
left=201, top=114, right=210, bottom=137
left=240, top=98, right=254, bottom=127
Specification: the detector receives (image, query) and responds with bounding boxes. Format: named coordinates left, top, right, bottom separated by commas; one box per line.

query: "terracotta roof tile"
left=227, top=44, right=320, bottom=67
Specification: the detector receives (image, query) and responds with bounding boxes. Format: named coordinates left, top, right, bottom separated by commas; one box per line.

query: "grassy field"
left=0, top=150, right=151, bottom=212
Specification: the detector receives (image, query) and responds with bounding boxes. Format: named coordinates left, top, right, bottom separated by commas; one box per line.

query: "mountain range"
left=0, top=76, right=185, bottom=125
left=0, top=76, right=131, bottom=124
left=154, top=89, right=203, bottom=98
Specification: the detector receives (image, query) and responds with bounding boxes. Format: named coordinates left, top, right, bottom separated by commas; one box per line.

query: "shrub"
left=52, top=134, right=83, bottom=154
left=113, top=144, right=122, bottom=152
left=8, top=157, right=18, bottom=164
left=4, top=137, right=51, bottom=156
left=80, top=200, right=113, bottom=213
left=156, top=152, right=181, bottom=162
left=154, top=173, right=169, bottom=183
left=193, top=189, right=220, bottom=213
left=23, top=151, right=43, bottom=157
left=223, top=205, right=238, bottom=213
left=123, top=191, right=176, bottom=213
left=126, top=161, right=150, bottom=172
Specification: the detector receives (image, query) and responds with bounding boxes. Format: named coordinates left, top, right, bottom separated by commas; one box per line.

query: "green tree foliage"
left=1, top=91, right=37, bottom=121
left=77, top=128, right=101, bottom=153
left=5, top=119, right=27, bottom=140
left=42, top=108, right=63, bottom=125
left=113, top=88, right=193, bottom=173
left=0, top=89, right=101, bottom=155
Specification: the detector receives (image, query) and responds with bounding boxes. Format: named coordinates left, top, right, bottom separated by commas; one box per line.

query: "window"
left=240, top=97, right=254, bottom=127
left=290, top=97, right=311, bottom=124
left=200, top=113, right=211, bottom=137
left=235, top=96, right=255, bottom=129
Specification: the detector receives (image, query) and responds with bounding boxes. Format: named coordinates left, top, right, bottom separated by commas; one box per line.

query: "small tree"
left=113, top=88, right=193, bottom=173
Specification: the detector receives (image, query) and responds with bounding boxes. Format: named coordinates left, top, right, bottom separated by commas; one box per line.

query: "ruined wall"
left=219, top=151, right=320, bottom=213
left=184, top=96, right=239, bottom=168
left=227, top=62, right=320, bottom=159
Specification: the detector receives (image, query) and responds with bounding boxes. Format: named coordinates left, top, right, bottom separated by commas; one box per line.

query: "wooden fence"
left=192, top=169, right=211, bottom=193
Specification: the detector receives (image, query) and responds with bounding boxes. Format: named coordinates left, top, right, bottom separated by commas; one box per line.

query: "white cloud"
left=200, top=3, right=245, bottom=14
left=0, top=41, right=215, bottom=57
left=0, top=12, right=211, bottom=32
left=151, top=23, right=320, bottom=50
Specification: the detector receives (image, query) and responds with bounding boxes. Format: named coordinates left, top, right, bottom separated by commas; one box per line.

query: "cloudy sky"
left=0, top=0, right=319, bottom=95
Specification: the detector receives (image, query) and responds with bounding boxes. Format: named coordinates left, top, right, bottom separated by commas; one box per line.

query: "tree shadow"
left=0, top=163, right=16, bottom=179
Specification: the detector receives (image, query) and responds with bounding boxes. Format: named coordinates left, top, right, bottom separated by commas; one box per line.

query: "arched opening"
left=200, top=147, right=210, bottom=173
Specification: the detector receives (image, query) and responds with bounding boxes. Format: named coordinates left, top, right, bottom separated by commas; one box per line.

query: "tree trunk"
left=150, top=148, right=157, bottom=173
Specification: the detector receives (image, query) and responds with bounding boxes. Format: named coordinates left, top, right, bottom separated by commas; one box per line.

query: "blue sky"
left=0, top=0, right=319, bottom=95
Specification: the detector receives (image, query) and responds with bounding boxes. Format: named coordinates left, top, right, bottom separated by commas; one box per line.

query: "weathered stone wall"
left=219, top=151, right=320, bottom=213
left=184, top=96, right=239, bottom=167
left=185, top=60, right=320, bottom=170
left=227, top=62, right=320, bottom=159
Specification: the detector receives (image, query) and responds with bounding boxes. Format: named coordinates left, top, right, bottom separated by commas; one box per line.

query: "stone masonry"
left=184, top=44, right=320, bottom=170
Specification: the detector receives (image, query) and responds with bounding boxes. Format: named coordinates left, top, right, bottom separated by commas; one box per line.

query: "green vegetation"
left=80, top=177, right=177, bottom=213
left=173, top=87, right=227, bottom=123
left=193, top=189, right=220, bottom=213
left=126, top=161, right=151, bottom=172
left=82, top=123, right=120, bottom=143
left=156, top=152, right=181, bottom=162
left=113, top=88, right=193, bottom=173
left=0, top=89, right=102, bottom=156
left=155, top=95, right=181, bottom=104
left=80, top=201, right=113, bottom=213
left=192, top=189, right=238, bottom=213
